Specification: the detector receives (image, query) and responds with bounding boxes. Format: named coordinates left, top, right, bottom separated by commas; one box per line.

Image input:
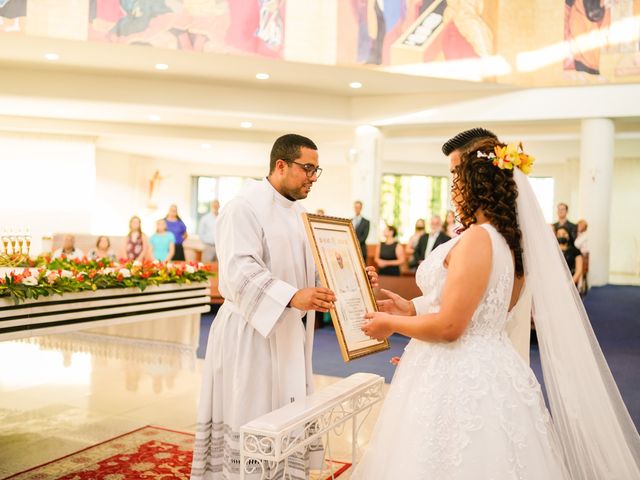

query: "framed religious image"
left=302, top=213, right=389, bottom=362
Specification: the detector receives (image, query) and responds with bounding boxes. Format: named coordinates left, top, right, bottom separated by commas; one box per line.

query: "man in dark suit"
left=352, top=200, right=370, bottom=264
left=410, top=215, right=451, bottom=268
left=553, top=203, right=578, bottom=240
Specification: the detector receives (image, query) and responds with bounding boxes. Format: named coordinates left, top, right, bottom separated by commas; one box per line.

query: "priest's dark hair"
left=441, top=128, right=497, bottom=156
left=269, top=134, right=318, bottom=173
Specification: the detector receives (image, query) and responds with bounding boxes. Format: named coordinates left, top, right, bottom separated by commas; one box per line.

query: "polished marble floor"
left=0, top=317, right=384, bottom=479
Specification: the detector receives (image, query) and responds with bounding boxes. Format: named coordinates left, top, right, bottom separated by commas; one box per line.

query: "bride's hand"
left=362, top=312, right=394, bottom=341
left=390, top=356, right=401, bottom=366
left=376, top=289, right=416, bottom=316
left=365, top=266, right=379, bottom=289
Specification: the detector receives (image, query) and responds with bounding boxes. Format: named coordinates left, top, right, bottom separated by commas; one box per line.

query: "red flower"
left=117, top=274, right=124, bottom=281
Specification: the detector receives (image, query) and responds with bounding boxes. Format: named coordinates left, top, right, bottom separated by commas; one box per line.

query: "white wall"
left=610, top=157, right=640, bottom=275
left=0, top=134, right=96, bottom=254
left=94, top=140, right=354, bottom=240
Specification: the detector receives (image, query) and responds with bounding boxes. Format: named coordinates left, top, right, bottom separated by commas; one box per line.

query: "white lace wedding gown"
left=351, top=224, right=570, bottom=480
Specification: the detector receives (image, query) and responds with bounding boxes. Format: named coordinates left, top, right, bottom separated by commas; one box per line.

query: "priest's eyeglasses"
left=289, top=161, right=323, bottom=179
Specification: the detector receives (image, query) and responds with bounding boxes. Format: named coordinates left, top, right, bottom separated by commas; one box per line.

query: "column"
left=350, top=125, right=383, bottom=244
left=578, top=118, right=614, bottom=286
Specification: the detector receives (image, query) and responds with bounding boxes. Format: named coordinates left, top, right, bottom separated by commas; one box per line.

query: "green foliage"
left=0, top=256, right=214, bottom=305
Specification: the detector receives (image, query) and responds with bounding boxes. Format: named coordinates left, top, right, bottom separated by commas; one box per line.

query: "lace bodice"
left=415, top=223, right=514, bottom=338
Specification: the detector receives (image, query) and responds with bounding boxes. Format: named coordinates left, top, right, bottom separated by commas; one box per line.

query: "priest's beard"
left=282, top=181, right=312, bottom=201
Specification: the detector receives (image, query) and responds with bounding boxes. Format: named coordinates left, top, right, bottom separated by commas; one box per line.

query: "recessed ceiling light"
left=256, top=73, right=270, bottom=80
left=155, top=63, right=169, bottom=71
left=44, top=53, right=59, bottom=61
left=349, top=81, right=363, bottom=89
left=240, top=121, right=253, bottom=129
left=148, top=114, right=161, bottom=122
left=201, top=143, right=211, bottom=149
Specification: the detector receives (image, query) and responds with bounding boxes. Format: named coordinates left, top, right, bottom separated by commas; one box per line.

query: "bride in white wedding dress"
left=352, top=129, right=640, bottom=480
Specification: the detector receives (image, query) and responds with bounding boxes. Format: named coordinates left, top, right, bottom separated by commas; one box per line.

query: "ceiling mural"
left=1, top=0, right=638, bottom=85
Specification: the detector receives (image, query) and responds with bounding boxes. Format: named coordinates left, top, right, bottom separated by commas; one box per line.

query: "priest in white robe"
left=190, top=134, right=337, bottom=480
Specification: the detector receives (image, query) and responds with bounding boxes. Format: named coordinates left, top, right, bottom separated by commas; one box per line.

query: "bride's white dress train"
left=351, top=224, right=570, bottom=480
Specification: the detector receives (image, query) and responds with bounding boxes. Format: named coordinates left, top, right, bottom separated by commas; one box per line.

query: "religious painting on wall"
left=303, top=213, right=389, bottom=362
left=0, top=0, right=27, bottom=33
left=338, top=0, right=497, bottom=66
left=87, top=0, right=285, bottom=57
left=564, top=0, right=612, bottom=75
left=563, top=0, right=640, bottom=81
left=598, top=0, right=640, bottom=80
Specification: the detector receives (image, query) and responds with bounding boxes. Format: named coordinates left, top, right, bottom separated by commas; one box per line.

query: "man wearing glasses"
left=191, top=134, right=336, bottom=480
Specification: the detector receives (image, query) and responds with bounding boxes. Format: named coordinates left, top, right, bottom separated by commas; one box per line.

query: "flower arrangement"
left=0, top=255, right=214, bottom=304
left=477, top=142, right=535, bottom=175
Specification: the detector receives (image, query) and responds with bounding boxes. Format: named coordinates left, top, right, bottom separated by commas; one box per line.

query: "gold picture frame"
left=303, top=213, right=389, bottom=362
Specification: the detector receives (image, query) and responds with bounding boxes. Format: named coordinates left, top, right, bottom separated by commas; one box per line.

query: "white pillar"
left=578, top=118, right=614, bottom=286
left=351, top=126, right=383, bottom=244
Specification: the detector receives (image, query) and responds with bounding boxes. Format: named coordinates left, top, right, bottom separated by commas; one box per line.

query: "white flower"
left=133, top=260, right=142, bottom=267
left=103, top=268, right=115, bottom=275
left=186, top=265, right=195, bottom=274
left=119, top=268, right=131, bottom=278
left=197, top=262, right=204, bottom=269
left=45, top=270, right=59, bottom=281
left=21, top=276, right=38, bottom=286
left=61, top=270, right=73, bottom=279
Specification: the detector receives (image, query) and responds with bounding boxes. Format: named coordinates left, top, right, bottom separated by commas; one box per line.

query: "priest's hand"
left=365, top=266, right=379, bottom=289
left=377, top=289, right=416, bottom=316
left=290, top=287, right=336, bottom=312
left=362, top=312, right=394, bottom=340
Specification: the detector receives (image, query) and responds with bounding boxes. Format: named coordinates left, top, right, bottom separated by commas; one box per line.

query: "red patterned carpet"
left=5, top=426, right=351, bottom=480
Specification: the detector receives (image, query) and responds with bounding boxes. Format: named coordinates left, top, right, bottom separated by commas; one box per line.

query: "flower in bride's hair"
left=488, top=142, right=535, bottom=174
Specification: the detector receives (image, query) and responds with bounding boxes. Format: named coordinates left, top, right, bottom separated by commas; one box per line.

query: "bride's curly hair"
left=452, top=137, right=524, bottom=278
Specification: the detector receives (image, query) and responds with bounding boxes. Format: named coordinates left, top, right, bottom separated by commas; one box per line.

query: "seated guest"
left=405, top=219, right=426, bottom=259
left=411, top=215, right=451, bottom=268
left=553, top=202, right=578, bottom=239
left=53, top=234, right=84, bottom=260
left=557, top=226, right=583, bottom=286
left=120, top=215, right=149, bottom=261
left=150, top=219, right=175, bottom=262
left=88, top=236, right=116, bottom=260
left=375, top=225, right=405, bottom=276
left=574, top=219, right=589, bottom=255
left=443, top=210, right=458, bottom=238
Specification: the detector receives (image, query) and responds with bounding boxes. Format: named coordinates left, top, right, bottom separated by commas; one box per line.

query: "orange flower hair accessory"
left=476, top=142, right=535, bottom=175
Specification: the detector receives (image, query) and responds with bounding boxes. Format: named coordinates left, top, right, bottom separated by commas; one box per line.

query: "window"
left=379, top=174, right=450, bottom=242
left=191, top=175, right=258, bottom=225
left=529, top=177, right=555, bottom=224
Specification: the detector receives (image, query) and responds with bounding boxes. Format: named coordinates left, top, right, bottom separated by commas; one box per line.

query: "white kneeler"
left=240, top=373, right=384, bottom=479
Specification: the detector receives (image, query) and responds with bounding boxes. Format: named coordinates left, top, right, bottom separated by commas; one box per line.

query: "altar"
left=0, top=282, right=211, bottom=342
